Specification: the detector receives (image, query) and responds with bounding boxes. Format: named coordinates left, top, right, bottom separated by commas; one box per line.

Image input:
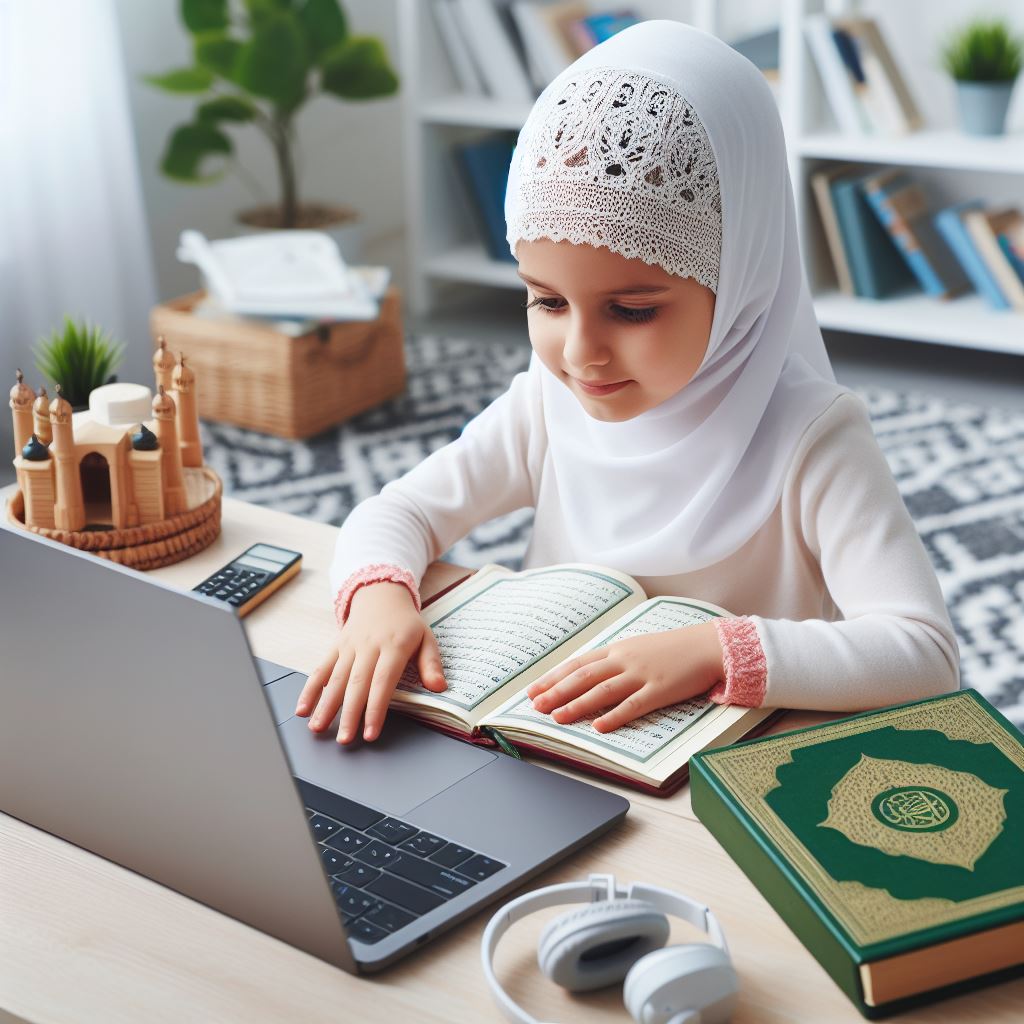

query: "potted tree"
left=145, top=0, right=400, bottom=260
left=33, top=316, right=125, bottom=412
left=939, top=17, right=1022, bottom=136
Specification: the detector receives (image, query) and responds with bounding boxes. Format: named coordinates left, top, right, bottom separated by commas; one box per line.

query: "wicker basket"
left=149, top=285, right=407, bottom=439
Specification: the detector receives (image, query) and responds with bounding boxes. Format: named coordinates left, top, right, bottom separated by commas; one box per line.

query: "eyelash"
left=522, top=296, right=659, bottom=324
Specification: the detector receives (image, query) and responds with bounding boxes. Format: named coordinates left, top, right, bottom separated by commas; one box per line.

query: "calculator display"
left=238, top=554, right=285, bottom=573
left=247, top=544, right=294, bottom=564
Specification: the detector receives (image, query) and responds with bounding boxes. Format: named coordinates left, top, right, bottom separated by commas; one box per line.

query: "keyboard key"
left=364, top=901, right=416, bottom=933
left=429, top=844, right=475, bottom=868
left=295, top=780, right=386, bottom=831
left=399, top=832, right=446, bottom=858
left=324, top=828, right=369, bottom=855
left=366, top=817, right=420, bottom=845
left=321, top=848, right=354, bottom=874
left=308, top=814, right=342, bottom=842
left=335, top=863, right=382, bottom=887
left=388, top=853, right=477, bottom=899
left=456, top=854, right=506, bottom=881
left=354, top=840, right=403, bottom=869
left=364, top=872, right=445, bottom=916
left=347, top=919, right=390, bottom=944
left=332, top=883, right=376, bottom=918
left=305, top=806, right=316, bottom=819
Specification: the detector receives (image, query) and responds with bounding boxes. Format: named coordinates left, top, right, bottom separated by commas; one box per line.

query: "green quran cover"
left=689, top=689, right=1024, bottom=1018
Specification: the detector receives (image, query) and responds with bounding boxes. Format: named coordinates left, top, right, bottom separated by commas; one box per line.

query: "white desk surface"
left=2, top=493, right=1021, bottom=1022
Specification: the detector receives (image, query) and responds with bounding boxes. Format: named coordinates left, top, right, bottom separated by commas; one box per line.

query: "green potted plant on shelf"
left=939, top=17, right=1023, bottom=136
left=145, top=0, right=400, bottom=261
left=33, top=316, right=126, bottom=411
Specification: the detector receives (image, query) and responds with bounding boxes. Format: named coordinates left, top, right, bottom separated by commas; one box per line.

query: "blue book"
left=933, top=200, right=1010, bottom=310
left=861, top=170, right=969, bottom=298
left=998, top=232, right=1024, bottom=283
left=454, top=135, right=518, bottom=263
left=829, top=172, right=916, bottom=299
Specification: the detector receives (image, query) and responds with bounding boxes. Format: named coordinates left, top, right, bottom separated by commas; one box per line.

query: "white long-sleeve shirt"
left=329, top=366, right=960, bottom=711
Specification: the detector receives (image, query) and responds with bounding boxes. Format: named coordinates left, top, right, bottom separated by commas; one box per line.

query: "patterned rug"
left=201, top=331, right=1024, bottom=731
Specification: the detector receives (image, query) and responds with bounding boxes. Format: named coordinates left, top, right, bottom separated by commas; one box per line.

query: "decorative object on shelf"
left=939, top=17, right=1023, bottom=136
left=149, top=284, right=406, bottom=440
left=144, top=0, right=400, bottom=262
left=7, top=345, right=222, bottom=570
left=32, top=316, right=125, bottom=411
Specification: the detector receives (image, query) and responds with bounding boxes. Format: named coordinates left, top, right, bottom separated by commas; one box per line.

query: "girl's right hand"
left=294, top=581, right=448, bottom=744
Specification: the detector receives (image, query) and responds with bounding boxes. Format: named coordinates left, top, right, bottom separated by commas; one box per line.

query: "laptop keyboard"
left=296, top=777, right=508, bottom=946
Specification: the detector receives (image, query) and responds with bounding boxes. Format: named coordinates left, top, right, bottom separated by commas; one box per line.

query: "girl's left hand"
left=525, top=621, right=725, bottom=733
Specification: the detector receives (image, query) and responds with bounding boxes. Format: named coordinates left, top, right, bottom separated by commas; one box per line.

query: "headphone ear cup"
left=537, top=899, right=671, bottom=993
left=623, top=943, right=739, bottom=1024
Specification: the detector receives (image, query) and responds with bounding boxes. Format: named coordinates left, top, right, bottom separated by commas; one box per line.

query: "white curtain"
left=0, top=0, right=157, bottom=462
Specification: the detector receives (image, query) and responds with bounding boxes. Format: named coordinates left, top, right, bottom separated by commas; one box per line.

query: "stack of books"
left=811, top=164, right=1024, bottom=311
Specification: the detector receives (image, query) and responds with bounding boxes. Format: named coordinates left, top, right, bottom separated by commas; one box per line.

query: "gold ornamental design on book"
left=818, top=754, right=1008, bottom=870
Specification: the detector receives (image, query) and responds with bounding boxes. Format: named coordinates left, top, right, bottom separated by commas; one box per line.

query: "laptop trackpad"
left=274, top=709, right=496, bottom=817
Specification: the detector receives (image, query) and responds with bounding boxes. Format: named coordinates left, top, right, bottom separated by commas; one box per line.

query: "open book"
left=389, top=562, right=779, bottom=796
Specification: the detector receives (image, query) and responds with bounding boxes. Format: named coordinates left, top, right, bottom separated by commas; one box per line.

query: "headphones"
left=481, top=873, right=738, bottom=1024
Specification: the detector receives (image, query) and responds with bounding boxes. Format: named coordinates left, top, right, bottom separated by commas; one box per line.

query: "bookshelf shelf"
left=424, top=243, right=522, bottom=288
left=419, top=96, right=533, bottom=130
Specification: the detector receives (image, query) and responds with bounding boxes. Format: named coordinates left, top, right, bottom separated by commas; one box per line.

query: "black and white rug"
left=201, top=331, right=1024, bottom=731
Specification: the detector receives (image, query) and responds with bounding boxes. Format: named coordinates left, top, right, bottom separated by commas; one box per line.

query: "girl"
left=295, top=20, right=959, bottom=746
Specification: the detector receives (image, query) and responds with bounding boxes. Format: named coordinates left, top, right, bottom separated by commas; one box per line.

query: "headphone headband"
left=481, top=873, right=729, bottom=1024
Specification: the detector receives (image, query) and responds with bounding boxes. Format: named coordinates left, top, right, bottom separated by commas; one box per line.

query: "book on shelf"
left=565, top=10, right=639, bottom=56
left=933, top=200, right=1011, bottom=311
left=451, top=0, right=535, bottom=102
left=690, top=689, right=1024, bottom=1017
left=388, top=561, right=779, bottom=796
left=452, top=133, right=518, bottom=262
left=963, top=207, right=1024, bottom=312
left=829, top=170, right=918, bottom=299
left=810, top=162, right=864, bottom=296
left=804, top=14, right=920, bottom=136
left=860, top=169, right=970, bottom=300
left=431, top=0, right=487, bottom=97
left=510, top=1, right=587, bottom=89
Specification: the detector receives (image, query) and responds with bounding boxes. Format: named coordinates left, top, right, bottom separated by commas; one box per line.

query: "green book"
left=690, top=690, right=1024, bottom=1018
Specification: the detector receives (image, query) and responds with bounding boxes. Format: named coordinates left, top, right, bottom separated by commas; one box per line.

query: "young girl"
left=295, top=20, right=959, bottom=745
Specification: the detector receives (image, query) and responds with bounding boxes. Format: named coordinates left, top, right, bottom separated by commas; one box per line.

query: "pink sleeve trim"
left=334, top=562, right=421, bottom=628
left=708, top=617, right=767, bottom=707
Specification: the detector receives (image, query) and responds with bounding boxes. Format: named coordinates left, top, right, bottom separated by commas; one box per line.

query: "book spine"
left=804, top=15, right=866, bottom=134
left=689, top=756, right=870, bottom=1016
left=933, top=206, right=1010, bottom=310
left=862, top=183, right=945, bottom=296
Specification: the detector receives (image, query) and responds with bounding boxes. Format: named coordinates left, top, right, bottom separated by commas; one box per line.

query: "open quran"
left=390, top=561, right=778, bottom=796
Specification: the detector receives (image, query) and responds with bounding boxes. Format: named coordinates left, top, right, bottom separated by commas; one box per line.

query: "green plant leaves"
left=194, top=31, right=243, bottom=80
left=161, top=122, right=233, bottom=181
left=144, top=66, right=215, bottom=93
left=940, top=19, right=1023, bottom=82
left=197, top=96, right=256, bottom=123
left=33, top=317, right=126, bottom=410
left=235, top=13, right=309, bottom=109
left=182, top=0, right=228, bottom=34
left=300, top=0, right=348, bottom=62
left=321, top=36, right=399, bottom=99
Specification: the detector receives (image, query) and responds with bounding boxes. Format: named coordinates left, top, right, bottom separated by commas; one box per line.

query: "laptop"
left=0, top=520, right=629, bottom=973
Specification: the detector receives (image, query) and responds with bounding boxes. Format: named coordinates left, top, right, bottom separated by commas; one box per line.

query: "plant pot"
left=954, top=79, right=1017, bottom=136
left=236, top=202, right=365, bottom=264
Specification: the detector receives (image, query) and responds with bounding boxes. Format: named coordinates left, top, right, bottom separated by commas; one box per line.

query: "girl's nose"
left=562, top=312, right=610, bottom=372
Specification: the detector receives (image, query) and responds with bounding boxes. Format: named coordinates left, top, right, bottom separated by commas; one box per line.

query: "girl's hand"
left=525, top=621, right=725, bottom=733
left=294, top=581, right=448, bottom=744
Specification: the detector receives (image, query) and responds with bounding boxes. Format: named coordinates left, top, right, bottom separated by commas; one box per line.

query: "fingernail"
left=364, top=727, right=376, bottom=741
left=295, top=702, right=306, bottom=714
left=337, top=730, right=350, bottom=744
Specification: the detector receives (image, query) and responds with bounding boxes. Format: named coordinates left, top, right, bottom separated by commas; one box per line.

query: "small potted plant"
left=145, top=0, right=400, bottom=261
left=33, top=316, right=125, bottom=411
left=939, top=17, right=1023, bottom=136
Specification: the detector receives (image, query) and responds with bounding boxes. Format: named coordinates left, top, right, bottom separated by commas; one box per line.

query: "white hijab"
left=504, top=20, right=853, bottom=577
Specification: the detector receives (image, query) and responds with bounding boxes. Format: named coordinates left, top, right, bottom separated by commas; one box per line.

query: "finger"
left=337, top=649, right=377, bottom=744
left=417, top=631, right=448, bottom=693
left=526, top=649, right=607, bottom=699
left=592, top=687, right=656, bottom=733
left=362, top=649, right=410, bottom=742
left=551, top=674, right=642, bottom=725
left=308, top=647, right=355, bottom=732
left=296, top=648, right=342, bottom=716
left=530, top=658, right=619, bottom=713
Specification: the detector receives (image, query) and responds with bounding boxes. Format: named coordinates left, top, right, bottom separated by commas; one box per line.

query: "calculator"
left=192, top=543, right=302, bottom=617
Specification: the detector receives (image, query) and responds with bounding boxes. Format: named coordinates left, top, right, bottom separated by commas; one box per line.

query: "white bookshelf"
left=399, top=0, right=1024, bottom=354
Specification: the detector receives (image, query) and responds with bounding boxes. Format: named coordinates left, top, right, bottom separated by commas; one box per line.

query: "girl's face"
left=517, top=238, right=716, bottom=422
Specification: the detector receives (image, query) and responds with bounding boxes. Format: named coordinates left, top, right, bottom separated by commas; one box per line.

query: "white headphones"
left=481, top=873, right=738, bottom=1024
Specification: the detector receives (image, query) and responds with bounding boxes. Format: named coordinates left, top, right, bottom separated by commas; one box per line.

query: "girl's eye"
left=523, top=297, right=659, bottom=324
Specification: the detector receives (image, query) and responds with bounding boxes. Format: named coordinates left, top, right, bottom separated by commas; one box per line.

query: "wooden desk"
left=2, top=496, right=1020, bottom=1023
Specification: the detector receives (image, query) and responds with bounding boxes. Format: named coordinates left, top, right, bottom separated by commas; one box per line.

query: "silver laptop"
left=0, top=520, right=629, bottom=972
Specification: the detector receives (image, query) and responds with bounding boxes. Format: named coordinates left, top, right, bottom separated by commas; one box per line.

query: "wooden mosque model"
left=7, top=339, right=223, bottom=570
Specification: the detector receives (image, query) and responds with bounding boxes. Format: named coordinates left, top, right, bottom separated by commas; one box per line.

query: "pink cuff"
left=334, top=562, right=421, bottom=628
left=708, top=616, right=768, bottom=707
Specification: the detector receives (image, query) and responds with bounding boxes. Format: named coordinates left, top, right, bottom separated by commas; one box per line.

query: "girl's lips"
left=575, top=377, right=631, bottom=395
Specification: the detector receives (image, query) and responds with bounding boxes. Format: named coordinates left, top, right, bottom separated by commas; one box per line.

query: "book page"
left=390, top=562, right=646, bottom=725
left=484, top=595, right=742, bottom=775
